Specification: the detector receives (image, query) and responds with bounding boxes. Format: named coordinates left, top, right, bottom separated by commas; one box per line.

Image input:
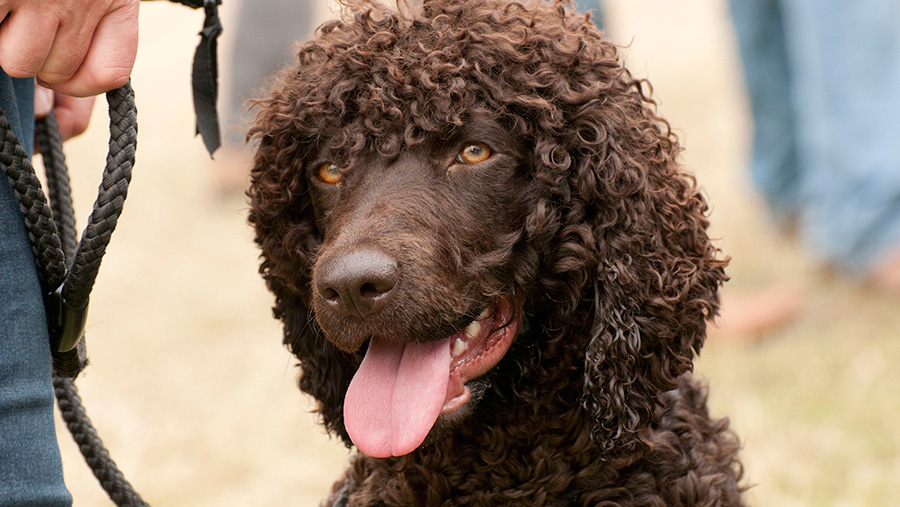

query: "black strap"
left=171, top=0, right=223, bottom=156
left=166, top=0, right=216, bottom=8
left=192, top=0, right=223, bottom=155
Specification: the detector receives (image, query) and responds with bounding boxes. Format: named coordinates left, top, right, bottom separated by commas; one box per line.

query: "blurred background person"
left=216, top=0, right=314, bottom=192
left=728, top=0, right=900, bottom=293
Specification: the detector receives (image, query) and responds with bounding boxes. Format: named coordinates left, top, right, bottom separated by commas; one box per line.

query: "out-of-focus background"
left=50, top=0, right=900, bottom=505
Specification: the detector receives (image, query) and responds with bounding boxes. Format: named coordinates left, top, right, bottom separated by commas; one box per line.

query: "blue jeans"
left=576, top=0, right=605, bottom=27
left=729, top=0, right=900, bottom=273
left=0, top=69, right=72, bottom=506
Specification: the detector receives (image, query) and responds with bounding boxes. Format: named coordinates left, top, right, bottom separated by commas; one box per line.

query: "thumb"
left=34, top=85, right=54, bottom=118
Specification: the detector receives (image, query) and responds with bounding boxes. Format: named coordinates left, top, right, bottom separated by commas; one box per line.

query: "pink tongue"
left=343, top=336, right=451, bottom=458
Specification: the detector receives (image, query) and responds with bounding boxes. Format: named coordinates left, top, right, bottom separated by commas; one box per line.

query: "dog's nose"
left=316, top=248, right=398, bottom=318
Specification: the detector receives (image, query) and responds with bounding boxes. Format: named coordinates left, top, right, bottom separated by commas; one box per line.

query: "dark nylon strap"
left=167, top=0, right=217, bottom=8
left=191, top=0, right=223, bottom=155
left=142, top=0, right=223, bottom=155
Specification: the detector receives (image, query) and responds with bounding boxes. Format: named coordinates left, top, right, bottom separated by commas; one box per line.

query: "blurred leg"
left=222, top=0, right=315, bottom=150
left=716, top=0, right=806, bottom=339
left=728, top=0, right=803, bottom=224
left=781, top=0, right=900, bottom=273
left=576, top=0, right=605, bottom=29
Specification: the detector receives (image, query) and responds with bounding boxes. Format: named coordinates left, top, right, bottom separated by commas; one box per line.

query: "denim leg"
left=575, top=0, right=605, bottom=29
left=728, top=0, right=803, bottom=222
left=781, top=0, right=900, bottom=271
left=0, top=71, right=72, bottom=506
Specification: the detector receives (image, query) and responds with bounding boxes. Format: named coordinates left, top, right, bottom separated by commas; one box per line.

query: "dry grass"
left=53, top=1, right=899, bottom=505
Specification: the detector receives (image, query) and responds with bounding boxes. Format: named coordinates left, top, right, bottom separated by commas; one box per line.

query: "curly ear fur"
left=506, top=8, right=728, bottom=458
left=248, top=0, right=727, bottom=458
left=530, top=79, right=728, bottom=458
left=578, top=160, right=727, bottom=458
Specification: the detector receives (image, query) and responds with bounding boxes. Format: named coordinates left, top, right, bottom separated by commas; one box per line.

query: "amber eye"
left=318, top=162, right=342, bottom=184
left=456, top=143, right=492, bottom=164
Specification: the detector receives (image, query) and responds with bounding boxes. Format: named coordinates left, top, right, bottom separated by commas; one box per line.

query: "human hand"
left=34, top=85, right=95, bottom=141
left=0, top=0, right=140, bottom=97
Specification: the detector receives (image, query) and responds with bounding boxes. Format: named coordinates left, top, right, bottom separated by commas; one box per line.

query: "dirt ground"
left=52, top=1, right=900, bottom=506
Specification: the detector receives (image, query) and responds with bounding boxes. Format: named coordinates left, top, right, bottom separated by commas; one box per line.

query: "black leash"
left=1, top=82, right=146, bottom=506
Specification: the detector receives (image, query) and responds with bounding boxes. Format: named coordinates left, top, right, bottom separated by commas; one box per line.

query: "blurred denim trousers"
left=0, top=69, right=72, bottom=506
left=730, top=0, right=900, bottom=273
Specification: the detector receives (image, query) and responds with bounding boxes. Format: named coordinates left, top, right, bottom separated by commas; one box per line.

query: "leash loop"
left=1, top=83, right=136, bottom=372
left=59, top=83, right=137, bottom=322
left=28, top=83, right=137, bottom=368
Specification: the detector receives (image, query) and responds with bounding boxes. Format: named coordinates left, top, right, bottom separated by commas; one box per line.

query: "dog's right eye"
left=456, top=143, right=492, bottom=165
left=318, top=162, right=342, bottom=184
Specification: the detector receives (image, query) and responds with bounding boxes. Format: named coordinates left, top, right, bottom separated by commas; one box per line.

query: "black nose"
left=315, top=248, right=398, bottom=318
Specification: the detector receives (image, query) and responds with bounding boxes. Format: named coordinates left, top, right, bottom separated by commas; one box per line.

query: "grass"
left=699, top=281, right=900, bottom=506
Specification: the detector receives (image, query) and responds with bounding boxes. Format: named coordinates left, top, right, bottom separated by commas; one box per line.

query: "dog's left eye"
left=318, top=162, right=342, bottom=184
left=456, top=143, right=492, bottom=164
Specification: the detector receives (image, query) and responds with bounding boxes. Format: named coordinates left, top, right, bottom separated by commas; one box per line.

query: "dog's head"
left=249, top=0, right=726, bottom=460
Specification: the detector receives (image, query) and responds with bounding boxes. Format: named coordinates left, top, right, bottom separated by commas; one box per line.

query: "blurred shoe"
left=868, top=250, right=900, bottom=294
left=710, top=282, right=806, bottom=341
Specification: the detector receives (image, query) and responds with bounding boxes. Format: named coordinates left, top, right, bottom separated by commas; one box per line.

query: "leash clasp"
left=46, top=284, right=89, bottom=353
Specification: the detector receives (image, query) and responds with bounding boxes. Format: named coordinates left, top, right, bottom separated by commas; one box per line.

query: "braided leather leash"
left=0, top=82, right=148, bottom=506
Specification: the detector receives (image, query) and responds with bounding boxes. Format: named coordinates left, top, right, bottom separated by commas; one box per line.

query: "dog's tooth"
left=477, top=307, right=492, bottom=321
left=464, top=319, right=482, bottom=339
left=452, top=337, right=468, bottom=356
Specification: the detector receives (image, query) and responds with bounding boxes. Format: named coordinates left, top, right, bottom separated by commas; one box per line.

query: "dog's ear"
left=248, top=133, right=358, bottom=446
left=573, top=106, right=727, bottom=459
left=525, top=62, right=728, bottom=457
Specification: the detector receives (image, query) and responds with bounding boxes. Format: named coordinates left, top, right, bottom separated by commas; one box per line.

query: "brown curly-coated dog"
left=248, top=0, right=745, bottom=504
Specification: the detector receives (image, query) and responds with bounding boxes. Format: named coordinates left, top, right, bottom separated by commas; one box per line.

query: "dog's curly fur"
left=248, top=0, right=744, bottom=504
